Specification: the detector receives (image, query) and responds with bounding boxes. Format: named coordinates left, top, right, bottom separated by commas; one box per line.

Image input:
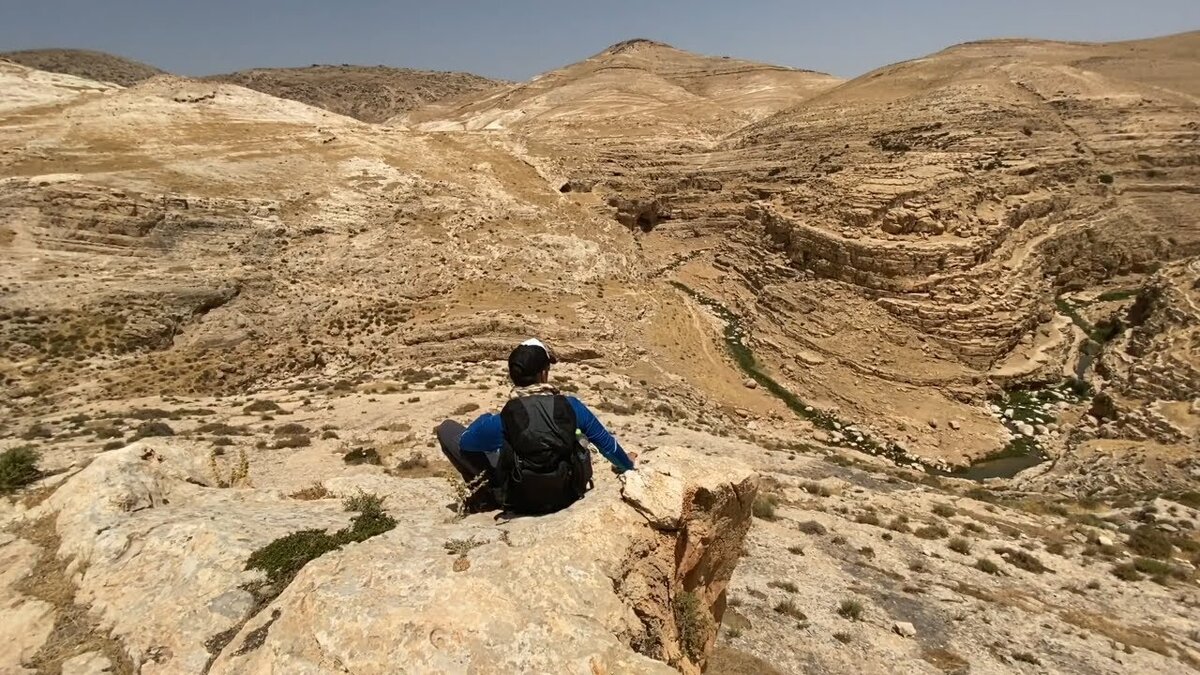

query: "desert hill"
left=205, top=64, right=506, bottom=123
left=0, top=48, right=164, bottom=86
left=0, top=48, right=506, bottom=123
left=400, top=38, right=843, bottom=138
left=1, top=31, right=1199, bottom=675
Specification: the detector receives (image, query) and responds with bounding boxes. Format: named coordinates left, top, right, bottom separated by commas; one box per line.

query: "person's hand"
left=626, top=451, right=639, bottom=463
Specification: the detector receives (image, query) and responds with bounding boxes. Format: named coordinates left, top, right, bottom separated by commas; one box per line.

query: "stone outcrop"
left=23, top=440, right=755, bottom=674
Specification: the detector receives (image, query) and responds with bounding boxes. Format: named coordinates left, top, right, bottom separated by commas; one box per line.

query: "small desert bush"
left=1131, top=557, right=1188, bottom=584
left=273, top=434, right=312, bottom=449
left=833, top=631, right=852, bottom=644
left=802, top=481, right=832, bottom=497
left=787, top=545, right=805, bottom=555
left=773, top=598, right=807, bottom=620
left=452, top=402, right=481, bottom=415
left=673, top=592, right=712, bottom=662
left=855, top=512, right=881, bottom=527
left=243, top=400, right=282, bottom=414
left=932, top=503, right=956, bottom=518
left=915, top=524, right=950, bottom=540
left=1046, top=541, right=1067, bottom=556
left=1127, top=525, right=1173, bottom=559
left=888, top=515, right=911, bottom=533
left=948, top=537, right=972, bottom=555
left=975, top=558, right=1001, bottom=575
left=0, top=446, right=41, bottom=493
left=1111, top=563, right=1142, bottom=582
left=246, top=491, right=394, bottom=595
left=797, top=520, right=827, bottom=535
left=289, top=482, right=331, bottom=500
left=753, top=494, right=780, bottom=521
left=995, top=547, right=1051, bottom=574
left=343, top=447, right=381, bottom=465
left=837, top=599, right=864, bottom=621
left=768, top=580, right=798, bottom=593
left=273, top=423, right=310, bottom=437
left=130, top=421, right=174, bottom=441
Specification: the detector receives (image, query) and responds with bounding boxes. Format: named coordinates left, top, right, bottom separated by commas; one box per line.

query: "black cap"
left=508, top=338, right=557, bottom=385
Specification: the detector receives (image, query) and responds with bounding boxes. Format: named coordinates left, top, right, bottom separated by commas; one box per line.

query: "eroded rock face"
left=28, top=439, right=755, bottom=674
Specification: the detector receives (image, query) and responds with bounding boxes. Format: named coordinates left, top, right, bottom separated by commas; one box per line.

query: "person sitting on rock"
left=436, top=338, right=636, bottom=514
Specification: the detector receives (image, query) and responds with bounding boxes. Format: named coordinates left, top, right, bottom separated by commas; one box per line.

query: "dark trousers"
left=436, top=420, right=492, bottom=483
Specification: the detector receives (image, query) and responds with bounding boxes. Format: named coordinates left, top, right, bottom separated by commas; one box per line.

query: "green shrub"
left=1131, top=557, right=1187, bottom=584
left=246, top=491, right=396, bottom=597
left=837, top=599, right=864, bottom=621
left=673, top=592, right=712, bottom=662
left=948, top=537, right=972, bottom=555
left=1127, top=525, right=1173, bottom=559
left=753, top=494, right=780, bottom=521
left=0, top=446, right=41, bottom=493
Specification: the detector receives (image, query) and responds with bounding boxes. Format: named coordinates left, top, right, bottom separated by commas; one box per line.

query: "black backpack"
left=496, top=394, right=593, bottom=514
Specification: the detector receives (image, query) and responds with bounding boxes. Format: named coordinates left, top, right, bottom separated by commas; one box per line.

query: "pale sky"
left=2, top=0, right=1198, bottom=80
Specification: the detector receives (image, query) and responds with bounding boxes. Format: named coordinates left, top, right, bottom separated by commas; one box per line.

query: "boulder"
left=35, top=441, right=756, bottom=675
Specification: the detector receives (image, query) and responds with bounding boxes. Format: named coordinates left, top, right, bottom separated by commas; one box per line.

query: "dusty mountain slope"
left=515, top=31, right=1200, bottom=469
left=0, top=49, right=164, bottom=87
left=400, top=38, right=842, bottom=137
left=205, top=65, right=506, bottom=122
left=1, top=33, right=1199, bottom=675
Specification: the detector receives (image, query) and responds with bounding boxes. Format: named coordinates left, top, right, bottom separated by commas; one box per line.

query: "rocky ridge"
left=1, top=32, right=1199, bottom=674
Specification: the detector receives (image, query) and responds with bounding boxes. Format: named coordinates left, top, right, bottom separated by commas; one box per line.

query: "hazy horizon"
left=2, top=1, right=1199, bottom=81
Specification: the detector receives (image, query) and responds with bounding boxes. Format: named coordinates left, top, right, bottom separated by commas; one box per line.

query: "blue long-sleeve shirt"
left=459, top=397, right=635, bottom=472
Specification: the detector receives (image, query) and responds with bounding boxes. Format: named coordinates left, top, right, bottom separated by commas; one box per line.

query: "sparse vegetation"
left=130, top=421, right=174, bottom=441
left=0, top=446, right=41, bottom=493
left=833, top=631, right=852, bottom=644
left=915, top=524, right=949, bottom=540
left=673, top=591, right=712, bottom=662
left=837, top=598, right=864, bottom=621
left=452, top=402, right=481, bottom=415
left=289, top=482, right=330, bottom=500
left=245, top=491, right=395, bottom=601
left=787, top=545, right=805, bottom=555
left=855, top=511, right=881, bottom=526
left=209, top=448, right=250, bottom=488
left=948, top=537, right=972, bottom=555
left=768, top=580, right=798, bottom=593
left=975, top=558, right=1001, bottom=575
left=443, top=537, right=483, bottom=557
left=888, top=515, right=911, bottom=533
left=753, top=493, right=780, bottom=521
left=1098, top=173, right=1114, bottom=184
left=273, top=434, right=312, bottom=449
left=802, top=481, right=832, bottom=497
left=343, top=447, right=382, bottom=465
left=1127, top=524, right=1173, bottom=559
left=797, top=520, right=826, bottom=535
left=243, top=400, right=283, bottom=414
left=932, top=503, right=956, bottom=518
left=994, top=547, right=1051, bottom=574
left=773, top=598, right=807, bottom=620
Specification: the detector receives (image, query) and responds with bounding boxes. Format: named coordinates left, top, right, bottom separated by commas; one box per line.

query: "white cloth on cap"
left=521, top=338, right=553, bottom=359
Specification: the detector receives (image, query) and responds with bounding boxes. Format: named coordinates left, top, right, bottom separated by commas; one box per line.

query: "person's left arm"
left=459, top=413, right=504, bottom=454
left=567, top=397, right=635, bottom=472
